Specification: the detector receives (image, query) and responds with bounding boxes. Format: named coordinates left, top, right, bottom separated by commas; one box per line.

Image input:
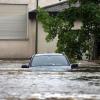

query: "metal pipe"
left=35, top=0, right=38, bottom=54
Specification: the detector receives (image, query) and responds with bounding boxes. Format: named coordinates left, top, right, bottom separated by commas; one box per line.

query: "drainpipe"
left=35, top=0, right=38, bottom=54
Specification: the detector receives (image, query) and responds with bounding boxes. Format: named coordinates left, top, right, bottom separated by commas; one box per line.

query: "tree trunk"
left=89, top=34, right=96, bottom=60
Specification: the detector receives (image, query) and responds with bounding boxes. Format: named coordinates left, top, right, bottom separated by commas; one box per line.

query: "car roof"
left=32, top=53, right=64, bottom=57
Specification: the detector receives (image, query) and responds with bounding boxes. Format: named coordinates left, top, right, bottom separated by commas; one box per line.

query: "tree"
left=38, top=0, right=100, bottom=61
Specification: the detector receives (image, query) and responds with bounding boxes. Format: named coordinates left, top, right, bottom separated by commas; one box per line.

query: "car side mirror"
left=21, top=65, right=29, bottom=68
left=71, top=64, right=78, bottom=69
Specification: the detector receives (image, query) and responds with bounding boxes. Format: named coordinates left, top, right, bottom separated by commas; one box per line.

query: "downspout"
left=35, top=0, right=38, bottom=54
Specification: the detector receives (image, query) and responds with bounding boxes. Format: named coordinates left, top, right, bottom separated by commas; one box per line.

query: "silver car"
left=21, top=53, right=78, bottom=72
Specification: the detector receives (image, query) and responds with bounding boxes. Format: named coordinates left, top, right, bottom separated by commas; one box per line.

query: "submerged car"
left=21, top=53, right=78, bottom=72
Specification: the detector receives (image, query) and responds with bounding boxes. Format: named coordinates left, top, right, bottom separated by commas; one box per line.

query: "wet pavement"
left=0, top=61, right=100, bottom=100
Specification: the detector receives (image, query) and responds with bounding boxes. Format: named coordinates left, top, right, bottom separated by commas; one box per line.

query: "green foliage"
left=38, top=0, right=100, bottom=60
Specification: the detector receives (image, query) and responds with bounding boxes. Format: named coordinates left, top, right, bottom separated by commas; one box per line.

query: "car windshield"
left=31, top=55, right=70, bottom=67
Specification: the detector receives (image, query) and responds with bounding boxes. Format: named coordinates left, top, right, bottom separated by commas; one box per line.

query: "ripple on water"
left=0, top=71, right=100, bottom=100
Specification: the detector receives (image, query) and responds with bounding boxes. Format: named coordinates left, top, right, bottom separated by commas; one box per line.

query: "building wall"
left=0, top=0, right=36, bottom=58
left=38, top=22, right=57, bottom=53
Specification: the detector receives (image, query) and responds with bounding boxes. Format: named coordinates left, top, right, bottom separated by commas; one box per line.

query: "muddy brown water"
left=0, top=69, right=100, bottom=100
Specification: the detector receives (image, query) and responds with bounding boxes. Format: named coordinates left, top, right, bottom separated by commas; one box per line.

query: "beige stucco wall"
left=0, top=0, right=36, bottom=58
left=38, top=22, right=57, bottom=53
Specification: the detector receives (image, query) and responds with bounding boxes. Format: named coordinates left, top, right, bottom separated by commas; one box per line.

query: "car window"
left=31, top=55, right=70, bottom=67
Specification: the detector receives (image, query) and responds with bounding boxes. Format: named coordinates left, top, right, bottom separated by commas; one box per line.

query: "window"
left=0, top=4, right=27, bottom=39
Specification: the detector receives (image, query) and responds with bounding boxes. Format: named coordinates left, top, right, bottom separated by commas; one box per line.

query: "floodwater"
left=0, top=62, right=100, bottom=100
left=0, top=70, right=100, bottom=100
